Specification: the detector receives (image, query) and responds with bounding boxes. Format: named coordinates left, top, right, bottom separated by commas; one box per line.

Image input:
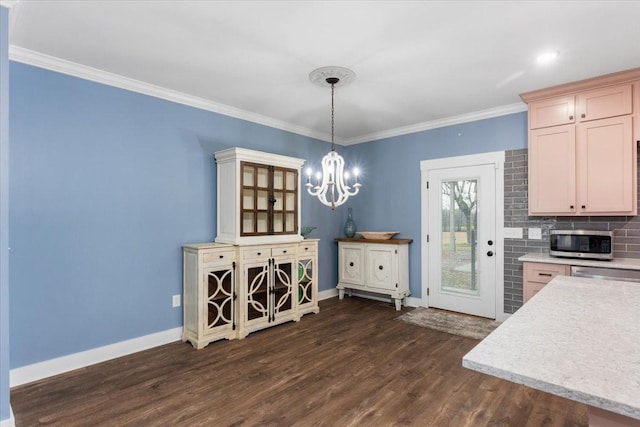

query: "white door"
left=420, top=152, right=504, bottom=319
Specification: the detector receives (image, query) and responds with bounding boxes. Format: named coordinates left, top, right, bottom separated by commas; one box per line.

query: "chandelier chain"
left=331, top=82, right=335, bottom=150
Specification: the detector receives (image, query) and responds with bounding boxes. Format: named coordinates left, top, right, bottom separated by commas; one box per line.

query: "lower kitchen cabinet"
left=336, top=238, right=413, bottom=310
left=523, top=261, right=570, bottom=303
left=182, top=240, right=319, bottom=349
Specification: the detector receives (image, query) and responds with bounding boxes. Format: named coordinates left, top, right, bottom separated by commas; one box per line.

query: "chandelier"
left=306, top=67, right=362, bottom=209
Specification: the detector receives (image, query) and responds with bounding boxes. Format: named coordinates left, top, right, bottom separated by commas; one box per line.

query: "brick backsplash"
left=503, top=148, right=640, bottom=313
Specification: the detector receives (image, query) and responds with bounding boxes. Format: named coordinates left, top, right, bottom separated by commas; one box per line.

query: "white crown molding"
left=8, top=46, right=525, bottom=147
left=8, top=46, right=330, bottom=142
left=343, top=102, right=528, bottom=145
left=0, top=0, right=20, bottom=8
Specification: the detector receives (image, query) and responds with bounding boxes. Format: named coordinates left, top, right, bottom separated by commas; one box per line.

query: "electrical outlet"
left=528, top=228, right=542, bottom=240
left=504, top=227, right=523, bottom=239
left=172, top=294, right=181, bottom=308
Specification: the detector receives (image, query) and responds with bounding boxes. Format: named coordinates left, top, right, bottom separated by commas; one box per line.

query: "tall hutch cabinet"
left=182, top=148, right=319, bottom=349
left=521, top=69, right=640, bottom=216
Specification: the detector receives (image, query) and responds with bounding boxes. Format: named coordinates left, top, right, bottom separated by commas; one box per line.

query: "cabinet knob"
left=378, top=265, right=384, bottom=270
left=257, top=252, right=262, bottom=256
left=581, top=205, right=586, bottom=209
left=219, top=255, right=224, bottom=259
left=283, top=250, right=287, bottom=253
left=569, top=115, right=574, bottom=120
left=570, top=205, right=574, bottom=209
left=581, top=113, right=586, bottom=118
left=487, top=240, right=493, bottom=246
left=349, top=262, right=354, bottom=267
left=487, top=251, right=494, bottom=257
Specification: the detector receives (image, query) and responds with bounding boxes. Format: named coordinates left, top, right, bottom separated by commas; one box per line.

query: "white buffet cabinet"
left=182, top=240, right=319, bottom=349
left=336, top=238, right=412, bottom=311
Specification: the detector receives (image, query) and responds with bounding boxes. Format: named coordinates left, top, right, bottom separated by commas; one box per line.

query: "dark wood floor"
left=11, top=297, right=588, bottom=426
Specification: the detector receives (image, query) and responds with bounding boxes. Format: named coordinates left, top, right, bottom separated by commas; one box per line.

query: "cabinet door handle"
left=581, top=113, right=586, bottom=118
left=539, top=273, right=552, bottom=277
left=378, top=265, right=384, bottom=270
left=349, top=262, right=354, bottom=267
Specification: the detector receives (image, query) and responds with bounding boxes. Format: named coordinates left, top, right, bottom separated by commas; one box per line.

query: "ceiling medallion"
left=305, top=66, right=361, bottom=210
left=309, top=66, right=356, bottom=88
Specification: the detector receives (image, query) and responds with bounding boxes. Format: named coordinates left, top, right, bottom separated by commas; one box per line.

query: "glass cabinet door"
left=272, top=260, right=294, bottom=317
left=297, top=257, right=314, bottom=307
left=245, top=264, right=270, bottom=323
left=241, top=162, right=298, bottom=237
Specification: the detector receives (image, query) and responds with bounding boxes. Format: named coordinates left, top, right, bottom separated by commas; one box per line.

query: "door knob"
left=487, top=251, right=494, bottom=257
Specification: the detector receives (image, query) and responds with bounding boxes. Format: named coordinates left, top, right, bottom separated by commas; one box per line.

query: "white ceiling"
left=5, top=1, right=640, bottom=145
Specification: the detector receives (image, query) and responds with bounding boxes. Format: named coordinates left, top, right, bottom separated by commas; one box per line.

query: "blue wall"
left=1, top=5, right=10, bottom=421
left=345, top=114, right=528, bottom=299
left=8, top=59, right=528, bottom=376
left=8, top=62, right=344, bottom=368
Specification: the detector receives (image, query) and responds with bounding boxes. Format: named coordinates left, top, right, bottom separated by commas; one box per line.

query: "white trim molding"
left=8, top=46, right=525, bottom=147
left=318, top=288, right=338, bottom=301
left=0, top=406, right=14, bottom=427
left=0, top=1, right=20, bottom=8
left=8, top=46, right=331, bottom=142
left=344, top=103, right=527, bottom=146
left=10, top=327, right=182, bottom=387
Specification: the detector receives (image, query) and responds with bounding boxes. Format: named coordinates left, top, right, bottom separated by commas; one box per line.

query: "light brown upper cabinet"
left=521, top=69, right=640, bottom=216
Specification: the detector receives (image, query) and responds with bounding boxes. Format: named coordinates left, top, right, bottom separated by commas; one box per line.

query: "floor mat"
left=396, top=307, right=501, bottom=340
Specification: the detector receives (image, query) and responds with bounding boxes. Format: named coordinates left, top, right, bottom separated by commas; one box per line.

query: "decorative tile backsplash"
left=503, top=148, right=640, bottom=313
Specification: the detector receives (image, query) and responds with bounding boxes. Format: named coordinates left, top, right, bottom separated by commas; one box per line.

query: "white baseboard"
left=405, top=296, right=422, bottom=307
left=319, top=287, right=421, bottom=309
left=0, top=406, right=15, bottom=427
left=318, top=288, right=338, bottom=301
left=10, top=327, right=182, bottom=387
left=6, top=291, right=439, bottom=388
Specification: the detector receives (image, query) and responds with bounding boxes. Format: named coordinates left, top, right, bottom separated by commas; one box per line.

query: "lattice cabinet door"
left=272, top=258, right=295, bottom=321
left=297, top=240, right=319, bottom=317
left=243, top=261, right=271, bottom=328
left=204, top=265, right=236, bottom=335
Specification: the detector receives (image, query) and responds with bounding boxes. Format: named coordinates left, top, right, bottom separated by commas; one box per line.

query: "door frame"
left=420, top=151, right=507, bottom=321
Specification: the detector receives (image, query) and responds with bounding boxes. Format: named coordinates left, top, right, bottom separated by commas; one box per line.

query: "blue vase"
left=344, top=208, right=356, bottom=238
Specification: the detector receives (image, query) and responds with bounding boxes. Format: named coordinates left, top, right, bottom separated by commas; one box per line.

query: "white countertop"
left=462, top=275, right=640, bottom=420
left=519, top=252, right=640, bottom=270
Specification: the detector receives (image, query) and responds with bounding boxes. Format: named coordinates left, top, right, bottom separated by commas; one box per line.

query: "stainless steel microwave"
left=549, top=230, right=613, bottom=260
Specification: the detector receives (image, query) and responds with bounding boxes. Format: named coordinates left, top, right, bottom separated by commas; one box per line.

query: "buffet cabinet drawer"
left=202, top=249, right=236, bottom=266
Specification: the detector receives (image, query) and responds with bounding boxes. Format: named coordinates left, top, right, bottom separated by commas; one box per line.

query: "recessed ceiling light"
left=536, top=51, right=559, bottom=65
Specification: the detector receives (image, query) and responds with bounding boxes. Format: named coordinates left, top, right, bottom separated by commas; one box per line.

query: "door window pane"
left=440, top=180, right=479, bottom=295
